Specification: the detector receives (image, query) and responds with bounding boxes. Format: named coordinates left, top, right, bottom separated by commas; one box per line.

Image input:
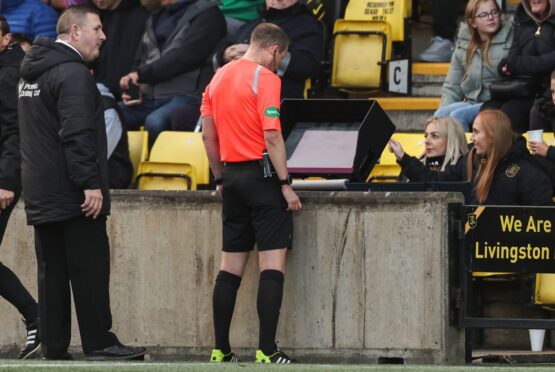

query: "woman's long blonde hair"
left=423, top=117, right=468, bottom=171
left=466, top=109, right=517, bottom=203
left=464, top=0, right=502, bottom=73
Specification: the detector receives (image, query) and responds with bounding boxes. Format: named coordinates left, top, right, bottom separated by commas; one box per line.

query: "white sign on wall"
left=388, top=59, right=409, bottom=95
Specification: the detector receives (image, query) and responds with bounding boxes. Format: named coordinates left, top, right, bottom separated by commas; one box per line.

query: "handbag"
left=489, top=76, right=539, bottom=100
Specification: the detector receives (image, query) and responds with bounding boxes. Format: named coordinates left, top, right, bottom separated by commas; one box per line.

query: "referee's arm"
left=202, top=115, right=223, bottom=180
left=264, top=130, right=302, bottom=211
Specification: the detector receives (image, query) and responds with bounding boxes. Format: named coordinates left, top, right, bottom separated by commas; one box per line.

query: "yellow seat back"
left=367, top=133, right=424, bottom=182
left=149, top=131, right=210, bottom=185
left=127, top=131, right=149, bottom=183
left=137, top=162, right=196, bottom=190
left=331, top=20, right=391, bottom=89
left=535, top=274, right=555, bottom=305
left=344, top=0, right=410, bottom=42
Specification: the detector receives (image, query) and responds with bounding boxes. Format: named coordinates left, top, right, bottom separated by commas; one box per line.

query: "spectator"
left=418, top=0, right=460, bottom=62
left=220, top=0, right=264, bottom=38
left=216, top=0, right=323, bottom=99
left=1, top=0, right=59, bottom=39
left=118, top=0, right=226, bottom=147
left=436, top=0, right=512, bottom=132
left=170, top=0, right=324, bottom=132
left=389, top=109, right=553, bottom=205
left=482, top=0, right=555, bottom=133
left=530, top=69, right=555, bottom=133
left=40, top=0, right=90, bottom=10
left=529, top=69, right=555, bottom=193
left=92, top=0, right=149, bottom=99
left=97, top=83, right=133, bottom=189
left=389, top=117, right=468, bottom=182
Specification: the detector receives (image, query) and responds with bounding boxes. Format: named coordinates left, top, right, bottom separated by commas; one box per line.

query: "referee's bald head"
left=250, top=23, right=289, bottom=53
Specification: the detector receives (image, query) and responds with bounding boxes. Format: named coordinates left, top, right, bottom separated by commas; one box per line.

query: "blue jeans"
left=118, top=95, right=200, bottom=146
left=434, top=102, right=483, bottom=132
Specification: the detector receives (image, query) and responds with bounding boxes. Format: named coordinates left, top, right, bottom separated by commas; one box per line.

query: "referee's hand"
left=281, top=185, right=302, bottom=211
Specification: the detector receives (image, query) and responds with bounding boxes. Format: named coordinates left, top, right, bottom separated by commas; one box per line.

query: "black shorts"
left=222, top=161, right=293, bottom=252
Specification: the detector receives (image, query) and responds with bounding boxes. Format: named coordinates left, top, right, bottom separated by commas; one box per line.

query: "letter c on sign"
left=394, top=66, right=401, bottom=85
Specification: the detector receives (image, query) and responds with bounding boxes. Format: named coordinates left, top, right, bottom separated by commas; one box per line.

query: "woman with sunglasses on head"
left=482, top=0, right=555, bottom=133
left=437, top=0, right=512, bottom=132
left=389, top=110, right=553, bottom=206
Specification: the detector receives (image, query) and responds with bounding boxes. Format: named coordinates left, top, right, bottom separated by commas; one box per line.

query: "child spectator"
left=436, top=0, right=512, bottom=132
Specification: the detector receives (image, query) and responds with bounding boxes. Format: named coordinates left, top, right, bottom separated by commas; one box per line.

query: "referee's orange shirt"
left=200, top=58, right=282, bottom=162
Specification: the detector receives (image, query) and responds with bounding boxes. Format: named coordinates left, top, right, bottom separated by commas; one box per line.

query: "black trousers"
left=0, top=189, right=38, bottom=321
left=34, top=215, right=118, bottom=357
left=432, top=0, right=459, bottom=40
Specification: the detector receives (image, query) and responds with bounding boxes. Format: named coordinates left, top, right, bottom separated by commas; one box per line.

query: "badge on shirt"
left=264, top=106, right=280, bottom=118
left=505, top=163, right=520, bottom=178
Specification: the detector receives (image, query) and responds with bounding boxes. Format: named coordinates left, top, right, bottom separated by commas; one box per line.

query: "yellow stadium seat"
left=368, top=133, right=424, bottom=182
left=136, top=162, right=196, bottom=191
left=534, top=274, right=555, bottom=306
left=331, top=20, right=391, bottom=90
left=127, top=131, right=149, bottom=183
left=343, top=0, right=410, bottom=42
left=148, top=131, right=210, bottom=186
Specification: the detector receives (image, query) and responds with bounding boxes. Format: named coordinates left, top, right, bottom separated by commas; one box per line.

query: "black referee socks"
left=213, top=270, right=242, bottom=354
left=257, top=269, right=284, bottom=355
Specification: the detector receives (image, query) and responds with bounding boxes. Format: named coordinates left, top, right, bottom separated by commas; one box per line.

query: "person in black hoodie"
left=92, top=0, right=149, bottom=99
left=18, top=6, right=146, bottom=360
left=389, top=109, right=553, bottom=205
left=0, top=16, right=41, bottom=360
left=170, top=0, right=324, bottom=131
left=482, top=0, right=555, bottom=133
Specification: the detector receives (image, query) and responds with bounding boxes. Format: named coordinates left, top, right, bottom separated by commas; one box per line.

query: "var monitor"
left=280, top=99, right=396, bottom=182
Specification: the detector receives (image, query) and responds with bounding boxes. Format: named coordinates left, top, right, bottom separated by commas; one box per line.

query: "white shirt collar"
left=55, top=39, right=83, bottom=60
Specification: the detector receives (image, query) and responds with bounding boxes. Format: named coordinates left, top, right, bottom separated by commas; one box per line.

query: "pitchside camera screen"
left=285, top=121, right=360, bottom=173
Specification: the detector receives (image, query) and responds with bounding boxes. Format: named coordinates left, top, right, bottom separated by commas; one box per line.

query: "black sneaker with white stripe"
left=255, top=345, right=295, bottom=364
left=18, top=319, right=41, bottom=359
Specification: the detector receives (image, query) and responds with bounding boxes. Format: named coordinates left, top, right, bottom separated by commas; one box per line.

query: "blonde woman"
left=388, top=117, right=468, bottom=181
left=436, top=0, right=512, bottom=131
left=389, top=110, right=553, bottom=205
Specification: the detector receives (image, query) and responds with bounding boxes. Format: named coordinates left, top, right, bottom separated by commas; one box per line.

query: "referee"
left=201, top=23, right=302, bottom=364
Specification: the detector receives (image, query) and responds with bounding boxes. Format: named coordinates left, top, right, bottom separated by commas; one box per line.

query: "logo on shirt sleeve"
left=264, top=106, right=280, bottom=118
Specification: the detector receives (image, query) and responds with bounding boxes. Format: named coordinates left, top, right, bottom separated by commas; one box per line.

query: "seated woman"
left=482, top=0, right=555, bottom=133
left=435, top=0, right=512, bottom=132
left=389, top=109, right=553, bottom=205
left=390, top=117, right=468, bottom=182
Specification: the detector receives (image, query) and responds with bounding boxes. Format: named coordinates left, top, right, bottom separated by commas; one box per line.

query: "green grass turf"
left=0, top=362, right=555, bottom=372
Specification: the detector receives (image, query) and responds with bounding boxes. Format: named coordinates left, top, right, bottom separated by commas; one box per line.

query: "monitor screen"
left=285, top=122, right=359, bottom=173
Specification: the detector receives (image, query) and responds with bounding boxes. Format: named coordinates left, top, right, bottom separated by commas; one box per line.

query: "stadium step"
left=411, top=62, right=448, bottom=97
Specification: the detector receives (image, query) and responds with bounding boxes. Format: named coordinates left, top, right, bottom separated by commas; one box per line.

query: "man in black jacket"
left=118, top=0, right=226, bottom=147
left=0, top=15, right=41, bottom=360
left=18, top=6, right=146, bottom=360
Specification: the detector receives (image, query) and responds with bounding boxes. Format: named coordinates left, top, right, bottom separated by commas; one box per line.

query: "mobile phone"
left=126, top=82, right=140, bottom=101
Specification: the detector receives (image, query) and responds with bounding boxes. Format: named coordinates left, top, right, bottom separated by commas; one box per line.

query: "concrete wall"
left=0, top=191, right=464, bottom=364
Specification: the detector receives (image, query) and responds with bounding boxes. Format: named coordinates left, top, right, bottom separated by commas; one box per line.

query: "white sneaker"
left=418, top=36, right=454, bottom=62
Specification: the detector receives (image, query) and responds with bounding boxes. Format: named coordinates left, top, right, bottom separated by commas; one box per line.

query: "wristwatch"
left=279, top=175, right=292, bottom=185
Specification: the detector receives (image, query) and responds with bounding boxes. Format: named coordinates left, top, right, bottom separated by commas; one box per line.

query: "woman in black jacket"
left=389, top=116, right=469, bottom=182
left=482, top=0, right=555, bottom=133
left=389, top=109, right=553, bottom=205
